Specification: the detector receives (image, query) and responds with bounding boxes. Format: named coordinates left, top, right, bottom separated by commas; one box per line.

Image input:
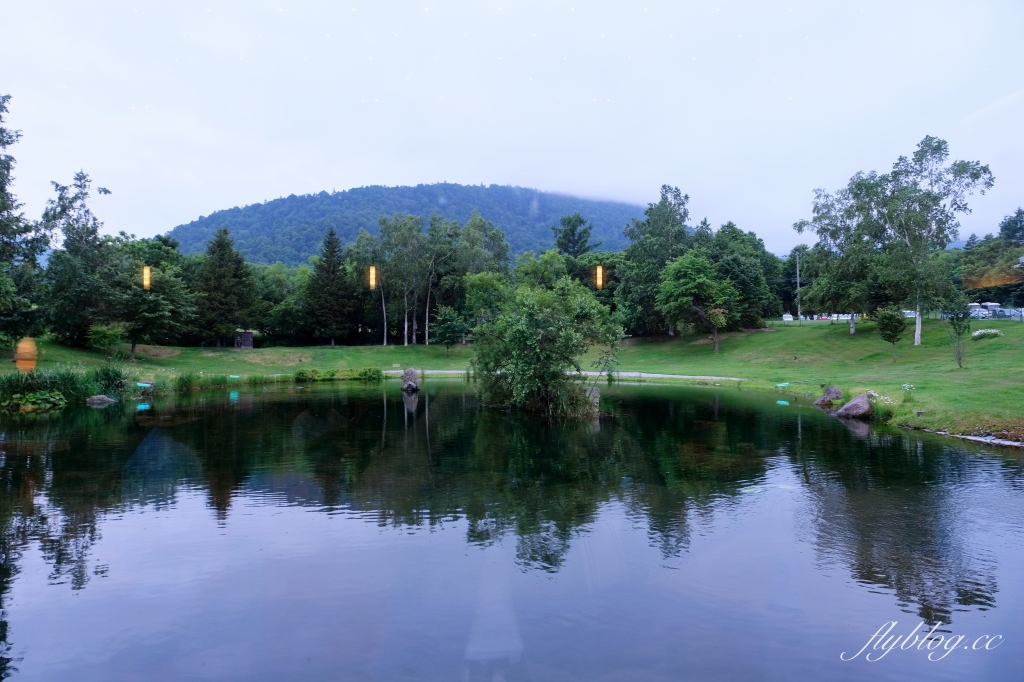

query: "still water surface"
left=0, top=382, right=1021, bottom=681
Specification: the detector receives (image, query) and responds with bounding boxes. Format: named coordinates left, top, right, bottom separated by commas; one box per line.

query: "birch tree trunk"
left=414, top=289, right=419, bottom=344
left=403, top=287, right=409, bottom=346
left=424, top=286, right=432, bottom=345
left=380, top=284, right=387, bottom=346
left=849, top=312, right=855, bottom=335
left=914, top=303, right=923, bottom=346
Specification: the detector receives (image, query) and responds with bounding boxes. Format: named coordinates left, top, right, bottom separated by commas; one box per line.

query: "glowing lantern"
left=143, top=266, right=151, bottom=290
left=595, top=265, right=604, bottom=290
left=14, top=337, right=37, bottom=372
left=369, top=265, right=377, bottom=290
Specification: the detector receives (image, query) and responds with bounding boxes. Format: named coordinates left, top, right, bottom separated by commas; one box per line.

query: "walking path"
left=382, top=369, right=744, bottom=382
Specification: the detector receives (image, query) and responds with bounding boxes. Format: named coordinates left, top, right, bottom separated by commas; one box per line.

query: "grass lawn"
left=596, top=319, right=1024, bottom=440
left=4, top=318, right=1022, bottom=439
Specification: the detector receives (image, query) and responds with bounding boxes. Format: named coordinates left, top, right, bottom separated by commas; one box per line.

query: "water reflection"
left=792, top=428, right=1005, bottom=624
left=0, top=383, right=1020, bottom=679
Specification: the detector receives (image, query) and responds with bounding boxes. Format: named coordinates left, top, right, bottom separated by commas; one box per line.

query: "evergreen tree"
left=304, top=226, right=353, bottom=346
left=196, top=228, right=255, bottom=346
left=552, top=212, right=600, bottom=258
left=616, top=185, right=691, bottom=335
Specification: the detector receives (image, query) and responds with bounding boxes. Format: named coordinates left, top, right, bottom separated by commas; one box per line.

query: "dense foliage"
left=1, top=94, right=1019, bottom=380
left=168, top=183, right=643, bottom=265
left=794, top=136, right=996, bottom=346
left=472, top=277, right=622, bottom=417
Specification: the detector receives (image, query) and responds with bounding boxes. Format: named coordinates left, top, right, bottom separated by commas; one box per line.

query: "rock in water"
left=402, top=368, right=420, bottom=393
left=834, top=393, right=871, bottom=419
left=813, top=385, right=843, bottom=408
left=86, top=395, right=117, bottom=408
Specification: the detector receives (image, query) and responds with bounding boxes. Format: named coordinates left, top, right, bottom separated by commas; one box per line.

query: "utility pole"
left=796, top=250, right=801, bottom=325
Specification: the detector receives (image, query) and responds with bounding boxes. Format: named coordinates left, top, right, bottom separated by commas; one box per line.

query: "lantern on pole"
left=595, top=265, right=604, bottom=290
left=369, top=265, right=377, bottom=290
left=143, top=266, right=151, bottom=290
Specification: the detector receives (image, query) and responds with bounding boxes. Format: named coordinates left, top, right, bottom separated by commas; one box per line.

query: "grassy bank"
left=601, top=319, right=1024, bottom=441
left=3, top=319, right=1022, bottom=440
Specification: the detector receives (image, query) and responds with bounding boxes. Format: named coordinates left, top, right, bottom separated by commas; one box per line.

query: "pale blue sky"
left=2, top=0, right=1022, bottom=253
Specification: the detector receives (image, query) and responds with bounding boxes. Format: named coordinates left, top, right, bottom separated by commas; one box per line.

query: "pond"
left=0, top=381, right=1021, bottom=681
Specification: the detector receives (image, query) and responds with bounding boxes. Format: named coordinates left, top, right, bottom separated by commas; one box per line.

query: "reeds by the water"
left=171, top=373, right=293, bottom=391
left=3, top=364, right=385, bottom=406
left=293, top=368, right=382, bottom=382
left=0, top=364, right=137, bottom=403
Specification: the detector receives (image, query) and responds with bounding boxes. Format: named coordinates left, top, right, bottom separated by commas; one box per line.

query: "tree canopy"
left=472, top=277, right=622, bottom=417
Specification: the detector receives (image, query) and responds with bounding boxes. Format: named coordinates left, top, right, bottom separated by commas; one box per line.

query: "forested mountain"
left=167, top=183, right=643, bottom=265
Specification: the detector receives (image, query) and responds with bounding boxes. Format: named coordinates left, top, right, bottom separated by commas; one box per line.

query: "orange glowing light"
left=14, top=337, right=37, bottom=372
left=962, top=272, right=1022, bottom=289
left=595, top=265, right=603, bottom=290
left=369, top=265, right=377, bottom=290
left=143, top=266, right=151, bottom=290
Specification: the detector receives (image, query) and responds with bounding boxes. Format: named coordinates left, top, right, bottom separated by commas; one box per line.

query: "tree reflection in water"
left=791, top=425, right=1015, bottom=625
left=0, top=382, right=1019, bottom=677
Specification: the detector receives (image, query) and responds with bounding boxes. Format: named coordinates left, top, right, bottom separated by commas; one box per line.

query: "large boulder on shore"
left=401, top=368, right=420, bottom=393
left=86, top=395, right=117, bottom=408
left=834, top=393, right=872, bottom=419
left=813, top=385, right=843, bottom=408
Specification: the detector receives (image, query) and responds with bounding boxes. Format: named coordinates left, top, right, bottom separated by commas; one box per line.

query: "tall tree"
left=0, top=94, right=49, bottom=267
left=656, top=249, right=738, bottom=353
left=459, top=210, right=510, bottom=274
left=864, top=136, right=994, bottom=345
left=108, top=255, right=194, bottom=360
left=195, top=228, right=254, bottom=346
left=379, top=213, right=424, bottom=346
left=0, top=94, right=49, bottom=354
left=422, top=214, right=461, bottom=345
left=304, top=227, right=353, bottom=346
left=617, top=185, right=691, bottom=335
left=41, top=172, right=114, bottom=347
left=552, top=212, right=600, bottom=258
left=794, top=185, right=872, bottom=334
left=351, top=228, right=390, bottom=346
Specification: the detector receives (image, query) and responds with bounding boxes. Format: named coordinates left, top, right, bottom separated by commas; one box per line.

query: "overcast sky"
left=2, top=0, right=1022, bottom=253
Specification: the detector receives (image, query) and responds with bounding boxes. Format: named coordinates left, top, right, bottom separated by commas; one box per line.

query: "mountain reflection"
left=0, top=382, right=1020, bottom=676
